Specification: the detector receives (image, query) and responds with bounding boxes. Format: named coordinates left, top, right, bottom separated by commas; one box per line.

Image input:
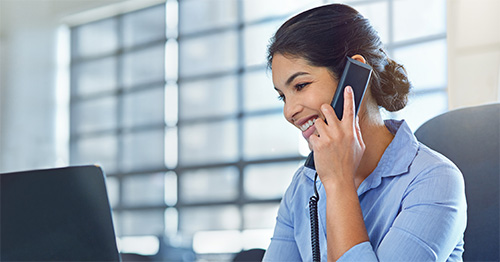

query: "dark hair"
left=267, top=4, right=411, bottom=111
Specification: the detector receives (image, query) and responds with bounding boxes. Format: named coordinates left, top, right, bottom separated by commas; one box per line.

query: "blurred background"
left=0, top=0, right=498, bottom=261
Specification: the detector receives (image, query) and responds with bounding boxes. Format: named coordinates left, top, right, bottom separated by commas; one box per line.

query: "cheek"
left=307, top=95, right=329, bottom=117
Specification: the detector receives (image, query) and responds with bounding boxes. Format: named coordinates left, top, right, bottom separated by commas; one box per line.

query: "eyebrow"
left=286, top=72, right=310, bottom=86
left=274, top=71, right=310, bottom=92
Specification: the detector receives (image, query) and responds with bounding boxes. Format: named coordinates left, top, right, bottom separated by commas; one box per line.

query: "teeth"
left=300, top=118, right=316, bottom=132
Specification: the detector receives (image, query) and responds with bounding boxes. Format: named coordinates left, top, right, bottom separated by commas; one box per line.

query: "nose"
left=283, top=96, right=301, bottom=124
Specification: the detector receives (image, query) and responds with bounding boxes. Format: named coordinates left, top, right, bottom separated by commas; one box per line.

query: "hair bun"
left=373, top=58, right=412, bottom=112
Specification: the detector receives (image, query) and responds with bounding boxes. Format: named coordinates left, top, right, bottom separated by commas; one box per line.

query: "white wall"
left=0, top=0, right=124, bottom=172
left=447, top=0, right=500, bottom=109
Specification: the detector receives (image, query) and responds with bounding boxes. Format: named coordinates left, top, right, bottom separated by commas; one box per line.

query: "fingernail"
left=346, top=86, right=353, bottom=93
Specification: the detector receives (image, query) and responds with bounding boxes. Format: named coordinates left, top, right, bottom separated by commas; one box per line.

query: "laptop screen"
left=0, top=165, right=120, bottom=261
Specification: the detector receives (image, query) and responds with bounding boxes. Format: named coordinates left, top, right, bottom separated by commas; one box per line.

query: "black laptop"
left=0, top=165, right=121, bottom=261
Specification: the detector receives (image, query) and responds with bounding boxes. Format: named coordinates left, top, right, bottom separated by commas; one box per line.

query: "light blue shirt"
left=263, top=120, right=467, bottom=261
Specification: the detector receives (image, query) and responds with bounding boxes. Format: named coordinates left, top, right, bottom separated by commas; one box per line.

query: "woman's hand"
left=308, top=86, right=366, bottom=188
left=309, top=85, right=370, bottom=261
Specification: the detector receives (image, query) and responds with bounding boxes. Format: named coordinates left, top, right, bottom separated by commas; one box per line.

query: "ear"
left=351, top=54, right=367, bottom=64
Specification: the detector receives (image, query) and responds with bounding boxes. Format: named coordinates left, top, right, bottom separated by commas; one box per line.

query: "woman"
left=263, top=4, right=466, bottom=261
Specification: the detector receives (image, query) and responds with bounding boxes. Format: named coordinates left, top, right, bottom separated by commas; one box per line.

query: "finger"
left=313, top=117, right=328, bottom=136
left=343, top=86, right=356, bottom=123
left=321, top=103, right=340, bottom=126
left=307, top=130, right=320, bottom=149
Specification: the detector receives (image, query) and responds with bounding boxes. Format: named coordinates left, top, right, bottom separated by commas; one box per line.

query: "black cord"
left=309, top=172, right=321, bottom=262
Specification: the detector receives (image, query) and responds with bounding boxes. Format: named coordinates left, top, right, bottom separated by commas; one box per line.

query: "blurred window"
left=69, top=0, right=448, bottom=259
left=69, top=3, right=170, bottom=244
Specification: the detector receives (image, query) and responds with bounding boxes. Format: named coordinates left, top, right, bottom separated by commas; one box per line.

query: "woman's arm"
left=323, top=178, right=369, bottom=261
left=309, top=86, right=369, bottom=260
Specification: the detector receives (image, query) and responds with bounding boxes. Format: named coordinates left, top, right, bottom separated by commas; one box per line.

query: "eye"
left=277, top=94, right=285, bottom=102
left=295, top=82, right=310, bottom=90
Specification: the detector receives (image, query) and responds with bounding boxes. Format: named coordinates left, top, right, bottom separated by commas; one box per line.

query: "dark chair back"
left=414, top=103, right=500, bottom=261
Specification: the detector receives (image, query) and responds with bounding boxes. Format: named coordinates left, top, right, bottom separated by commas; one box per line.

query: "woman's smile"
left=299, top=117, right=316, bottom=132
left=296, top=116, right=319, bottom=139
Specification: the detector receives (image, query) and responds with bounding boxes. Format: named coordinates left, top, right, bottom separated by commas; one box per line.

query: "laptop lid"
left=0, top=165, right=120, bottom=261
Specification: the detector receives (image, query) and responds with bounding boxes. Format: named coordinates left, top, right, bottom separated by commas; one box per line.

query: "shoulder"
left=412, top=142, right=462, bottom=179
left=403, top=142, right=466, bottom=205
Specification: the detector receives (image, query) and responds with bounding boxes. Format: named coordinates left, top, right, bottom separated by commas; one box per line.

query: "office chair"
left=414, top=103, right=500, bottom=261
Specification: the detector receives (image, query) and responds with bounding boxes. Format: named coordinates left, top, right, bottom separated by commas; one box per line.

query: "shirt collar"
left=304, top=152, right=315, bottom=170
left=358, top=119, right=420, bottom=193
left=303, top=152, right=317, bottom=181
left=378, top=119, right=419, bottom=177
left=303, top=119, right=419, bottom=186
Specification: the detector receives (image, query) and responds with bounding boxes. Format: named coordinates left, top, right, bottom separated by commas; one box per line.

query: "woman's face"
left=272, top=53, right=339, bottom=142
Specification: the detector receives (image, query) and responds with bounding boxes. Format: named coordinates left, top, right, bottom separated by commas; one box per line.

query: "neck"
left=354, top=110, right=394, bottom=188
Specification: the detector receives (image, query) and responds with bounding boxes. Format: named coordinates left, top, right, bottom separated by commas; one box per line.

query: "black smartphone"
left=330, top=56, right=373, bottom=120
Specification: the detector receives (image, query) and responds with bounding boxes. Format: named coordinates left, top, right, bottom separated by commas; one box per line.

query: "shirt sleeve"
left=263, top=174, right=302, bottom=261
left=339, top=163, right=467, bottom=261
left=262, top=214, right=301, bottom=261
